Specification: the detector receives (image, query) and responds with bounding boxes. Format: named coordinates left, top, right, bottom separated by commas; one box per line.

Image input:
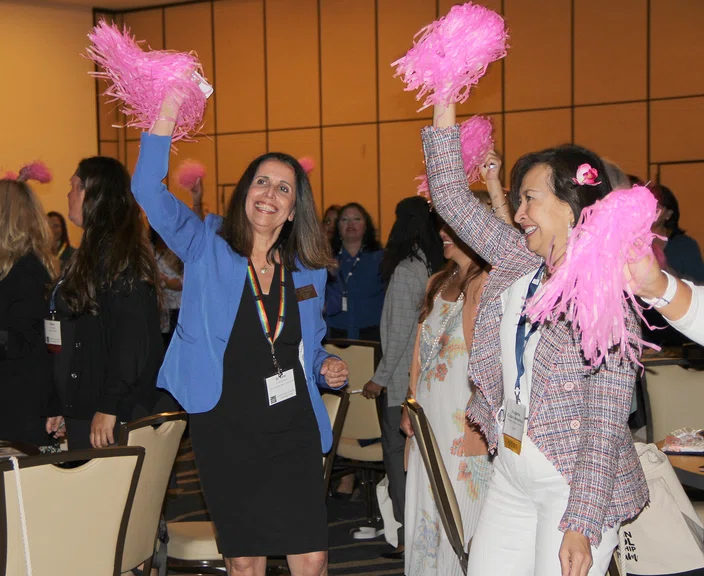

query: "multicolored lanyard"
left=513, top=265, right=544, bottom=404
left=247, top=258, right=286, bottom=376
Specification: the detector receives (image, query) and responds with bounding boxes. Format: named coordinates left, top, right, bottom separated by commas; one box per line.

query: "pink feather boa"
left=524, top=186, right=659, bottom=367
left=18, top=160, right=52, bottom=184
left=417, top=115, right=493, bottom=198
left=86, top=20, right=208, bottom=142
left=175, top=160, right=206, bottom=190
left=392, top=2, right=509, bottom=111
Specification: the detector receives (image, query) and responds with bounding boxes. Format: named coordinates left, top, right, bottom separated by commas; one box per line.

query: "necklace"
left=420, top=270, right=464, bottom=373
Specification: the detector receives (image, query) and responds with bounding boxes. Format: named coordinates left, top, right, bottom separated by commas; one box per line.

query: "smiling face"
left=513, top=163, right=574, bottom=262
left=244, top=159, right=297, bottom=233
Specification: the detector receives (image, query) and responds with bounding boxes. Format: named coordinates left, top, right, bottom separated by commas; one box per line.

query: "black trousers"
left=382, top=403, right=406, bottom=545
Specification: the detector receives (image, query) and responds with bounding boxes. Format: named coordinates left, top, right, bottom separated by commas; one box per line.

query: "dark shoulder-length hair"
left=218, top=152, right=333, bottom=270
left=509, top=144, right=613, bottom=225
left=47, top=211, right=70, bottom=247
left=381, top=196, right=444, bottom=284
left=331, top=202, right=382, bottom=254
left=60, top=156, right=160, bottom=315
left=418, top=220, right=488, bottom=324
left=650, top=184, right=685, bottom=237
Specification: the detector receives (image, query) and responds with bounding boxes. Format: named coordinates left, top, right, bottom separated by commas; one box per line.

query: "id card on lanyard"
left=503, top=266, right=544, bottom=455
left=246, top=260, right=296, bottom=406
left=45, top=279, right=65, bottom=353
left=339, top=250, right=361, bottom=312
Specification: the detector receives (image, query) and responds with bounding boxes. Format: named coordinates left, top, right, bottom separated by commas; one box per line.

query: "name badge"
left=44, top=319, right=62, bottom=346
left=295, top=284, right=318, bottom=302
left=341, top=296, right=348, bottom=312
left=265, top=368, right=296, bottom=406
left=502, top=399, right=526, bottom=455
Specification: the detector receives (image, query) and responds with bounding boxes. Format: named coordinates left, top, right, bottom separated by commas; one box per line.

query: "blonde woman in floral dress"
left=401, top=187, right=506, bottom=576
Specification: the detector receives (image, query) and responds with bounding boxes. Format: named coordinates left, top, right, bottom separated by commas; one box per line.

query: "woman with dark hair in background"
left=132, top=94, right=348, bottom=576
left=360, top=196, right=444, bottom=556
left=0, top=179, right=60, bottom=449
left=45, top=157, right=163, bottom=451
left=47, top=210, right=74, bottom=270
left=150, top=228, right=183, bottom=346
left=650, top=184, right=704, bottom=283
left=326, top=202, right=384, bottom=341
left=423, top=101, right=647, bottom=576
left=321, top=204, right=341, bottom=245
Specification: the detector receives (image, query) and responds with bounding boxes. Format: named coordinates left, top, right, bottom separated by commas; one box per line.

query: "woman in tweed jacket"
left=422, top=103, right=648, bottom=576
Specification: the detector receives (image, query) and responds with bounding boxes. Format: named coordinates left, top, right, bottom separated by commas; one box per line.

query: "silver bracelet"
left=641, top=270, right=678, bottom=309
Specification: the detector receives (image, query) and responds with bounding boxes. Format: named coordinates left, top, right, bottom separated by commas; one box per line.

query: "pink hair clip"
left=573, top=163, right=601, bottom=186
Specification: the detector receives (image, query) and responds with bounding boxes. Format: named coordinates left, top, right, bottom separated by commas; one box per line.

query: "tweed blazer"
left=421, top=125, right=649, bottom=546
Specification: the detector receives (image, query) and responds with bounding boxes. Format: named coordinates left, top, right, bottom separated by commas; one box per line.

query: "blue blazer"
left=132, top=133, right=339, bottom=452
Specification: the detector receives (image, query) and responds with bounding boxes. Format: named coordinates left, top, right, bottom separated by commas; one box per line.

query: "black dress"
left=190, top=264, right=327, bottom=557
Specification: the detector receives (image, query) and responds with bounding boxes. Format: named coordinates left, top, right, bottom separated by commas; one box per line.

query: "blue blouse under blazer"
left=132, top=133, right=340, bottom=452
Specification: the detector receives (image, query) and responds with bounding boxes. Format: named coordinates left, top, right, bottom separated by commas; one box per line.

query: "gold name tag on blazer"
left=295, top=284, right=318, bottom=302
left=502, top=400, right=526, bottom=455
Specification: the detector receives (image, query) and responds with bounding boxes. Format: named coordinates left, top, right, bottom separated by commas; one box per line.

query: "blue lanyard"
left=339, top=249, right=362, bottom=294
left=50, top=279, right=65, bottom=313
left=513, top=266, right=544, bottom=404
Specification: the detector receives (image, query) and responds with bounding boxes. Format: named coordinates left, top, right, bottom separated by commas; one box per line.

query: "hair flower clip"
left=573, top=163, right=601, bottom=186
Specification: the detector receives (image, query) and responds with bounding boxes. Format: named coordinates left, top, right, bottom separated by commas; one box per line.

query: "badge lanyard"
left=513, top=265, right=545, bottom=405
left=49, top=278, right=65, bottom=313
left=339, top=249, right=362, bottom=311
left=247, top=259, right=286, bottom=376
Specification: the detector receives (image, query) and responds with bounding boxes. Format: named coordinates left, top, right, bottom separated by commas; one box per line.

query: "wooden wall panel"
left=659, top=162, right=704, bottom=251
left=574, top=0, right=646, bottom=105
left=574, top=103, right=647, bottom=182
left=266, top=0, right=320, bottom=130
left=504, top=0, right=571, bottom=110
left=379, top=119, right=427, bottom=240
left=123, top=8, right=164, bottom=50
left=504, top=109, right=572, bottom=174
left=321, top=0, right=376, bottom=125
left=322, top=124, right=379, bottom=227
left=214, top=0, right=266, bottom=134
left=165, top=3, right=215, bottom=133
left=378, top=0, right=436, bottom=122
left=651, top=97, right=704, bottom=163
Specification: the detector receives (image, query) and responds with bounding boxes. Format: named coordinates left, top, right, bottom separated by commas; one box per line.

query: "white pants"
left=467, top=434, right=619, bottom=576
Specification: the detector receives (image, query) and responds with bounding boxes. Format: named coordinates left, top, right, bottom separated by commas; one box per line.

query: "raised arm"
left=131, top=97, right=206, bottom=263
left=422, top=103, right=523, bottom=266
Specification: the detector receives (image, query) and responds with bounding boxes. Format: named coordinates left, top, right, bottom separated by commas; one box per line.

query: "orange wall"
left=101, top=0, right=704, bottom=246
left=0, top=0, right=98, bottom=247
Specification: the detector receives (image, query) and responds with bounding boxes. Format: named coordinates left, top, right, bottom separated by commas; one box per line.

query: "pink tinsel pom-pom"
left=298, top=157, right=316, bottom=175
left=18, top=160, right=52, bottom=184
left=392, top=2, right=509, bottom=111
left=86, top=20, right=208, bottom=142
left=417, top=115, right=494, bottom=197
left=524, top=186, right=659, bottom=368
left=175, top=160, right=206, bottom=190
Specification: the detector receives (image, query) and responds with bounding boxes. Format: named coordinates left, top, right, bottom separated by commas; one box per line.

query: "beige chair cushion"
left=336, top=436, right=384, bottom=462
left=167, top=521, right=220, bottom=560
left=645, top=364, right=704, bottom=442
left=121, top=417, right=187, bottom=571
left=3, top=449, right=141, bottom=576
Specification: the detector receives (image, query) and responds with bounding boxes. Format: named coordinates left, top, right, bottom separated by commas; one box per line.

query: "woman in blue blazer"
left=132, top=95, right=348, bottom=576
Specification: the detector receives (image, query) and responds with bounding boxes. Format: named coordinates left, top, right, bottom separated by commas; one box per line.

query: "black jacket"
left=54, top=277, right=163, bottom=422
left=0, top=253, right=57, bottom=445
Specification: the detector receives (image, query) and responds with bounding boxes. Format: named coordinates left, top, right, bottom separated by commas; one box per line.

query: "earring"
left=567, top=221, right=574, bottom=237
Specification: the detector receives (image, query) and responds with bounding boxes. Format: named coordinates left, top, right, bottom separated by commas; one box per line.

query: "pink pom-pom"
left=298, top=157, right=315, bottom=175
left=524, top=186, right=659, bottom=368
left=416, top=115, right=493, bottom=197
left=3, top=171, right=18, bottom=181
left=85, top=20, right=208, bottom=142
left=392, top=2, right=509, bottom=111
left=18, top=160, right=52, bottom=184
left=175, top=160, right=206, bottom=190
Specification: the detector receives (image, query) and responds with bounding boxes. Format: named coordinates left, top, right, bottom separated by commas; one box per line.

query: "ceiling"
left=36, top=0, right=195, bottom=10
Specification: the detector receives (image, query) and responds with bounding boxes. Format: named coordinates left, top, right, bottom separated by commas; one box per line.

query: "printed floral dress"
left=405, top=294, right=493, bottom=576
